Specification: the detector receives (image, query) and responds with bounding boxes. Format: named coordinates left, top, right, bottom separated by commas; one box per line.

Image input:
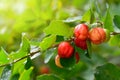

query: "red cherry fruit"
left=75, top=52, right=80, bottom=63
left=89, top=27, right=106, bottom=44
left=39, top=66, right=49, bottom=74
left=74, top=38, right=87, bottom=50
left=74, top=24, right=89, bottom=40
left=58, top=42, right=74, bottom=58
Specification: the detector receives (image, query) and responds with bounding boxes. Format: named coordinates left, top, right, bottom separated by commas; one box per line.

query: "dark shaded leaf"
left=44, top=48, right=56, bottom=64
left=0, top=65, right=12, bottom=80
left=113, top=15, right=120, bottom=29
left=95, top=63, right=120, bottom=80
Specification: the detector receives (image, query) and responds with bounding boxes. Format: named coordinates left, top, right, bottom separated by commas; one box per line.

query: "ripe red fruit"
left=39, top=66, right=49, bottom=74
left=75, top=52, right=80, bottom=63
left=89, top=27, right=106, bottom=44
left=74, top=24, right=89, bottom=40
left=74, top=38, right=87, bottom=50
left=58, top=42, right=74, bottom=58
left=55, top=55, right=63, bottom=68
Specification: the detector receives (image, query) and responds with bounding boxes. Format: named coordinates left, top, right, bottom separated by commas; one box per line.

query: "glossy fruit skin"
left=74, top=38, right=87, bottom=50
left=58, top=42, right=74, bottom=58
left=55, top=55, right=63, bottom=68
left=89, top=27, right=106, bottom=44
left=75, top=52, right=80, bottom=63
left=74, top=24, right=89, bottom=40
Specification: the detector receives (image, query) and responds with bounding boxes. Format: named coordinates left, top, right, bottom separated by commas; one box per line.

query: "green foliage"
left=0, top=48, right=9, bottom=64
left=44, top=20, right=73, bottom=38
left=19, top=67, right=33, bottom=80
left=60, top=55, right=76, bottom=68
left=44, top=48, right=57, bottom=64
left=37, top=74, right=63, bottom=80
left=103, top=10, right=114, bottom=31
left=9, top=35, right=30, bottom=59
left=113, top=15, right=120, bottom=29
left=109, top=35, right=120, bottom=47
left=39, top=35, right=56, bottom=51
left=82, top=9, right=95, bottom=24
left=95, top=63, right=120, bottom=80
left=0, top=65, right=11, bottom=80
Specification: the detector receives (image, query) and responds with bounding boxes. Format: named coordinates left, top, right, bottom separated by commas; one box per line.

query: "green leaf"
left=86, top=40, right=92, bottom=58
left=44, top=48, right=56, bottom=63
left=25, top=57, right=33, bottom=70
left=82, top=9, right=95, bottom=24
left=95, top=63, right=120, bottom=80
left=44, top=20, right=73, bottom=37
left=39, top=35, right=56, bottom=51
left=0, top=65, right=12, bottom=80
left=113, top=15, right=120, bottom=29
left=12, top=59, right=26, bottom=76
left=108, top=35, right=120, bottom=47
left=37, top=74, right=63, bottom=80
left=60, top=54, right=76, bottom=68
left=9, top=35, right=30, bottom=59
left=0, top=47, right=9, bottom=64
left=19, top=67, right=33, bottom=80
left=63, top=16, right=82, bottom=23
left=10, top=73, right=20, bottom=80
left=103, top=10, right=114, bottom=31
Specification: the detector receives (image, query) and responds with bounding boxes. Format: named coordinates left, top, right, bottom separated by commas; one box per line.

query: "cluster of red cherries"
left=55, top=23, right=109, bottom=68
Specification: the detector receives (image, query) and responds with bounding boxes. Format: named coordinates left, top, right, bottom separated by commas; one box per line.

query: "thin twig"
left=0, top=50, right=40, bottom=67
left=110, top=32, right=120, bottom=35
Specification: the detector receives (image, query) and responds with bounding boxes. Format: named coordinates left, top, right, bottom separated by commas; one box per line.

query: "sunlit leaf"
left=44, top=20, right=73, bottom=37
left=37, top=74, right=63, bottom=80
left=19, top=67, right=33, bottom=80
left=95, top=63, right=120, bottom=80
left=104, top=10, right=114, bottom=31
left=108, top=35, right=120, bottom=47
left=82, top=9, right=95, bottom=24
left=9, top=35, right=30, bottom=59
left=0, top=47, right=9, bottom=64
left=39, top=35, right=56, bottom=51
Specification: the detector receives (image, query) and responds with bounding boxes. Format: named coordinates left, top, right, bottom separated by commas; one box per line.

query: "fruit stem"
left=110, top=32, right=120, bottom=35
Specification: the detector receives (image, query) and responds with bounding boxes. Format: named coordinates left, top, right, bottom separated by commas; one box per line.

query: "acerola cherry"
left=39, top=66, right=49, bottom=74
left=74, top=38, right=87, bottom=50
left=58, top=42, right=74, bottom=58
left=75, top=52, right=80, bottom=63
left=55, top=55, right=63, bottom=68
left=74, top=24, right=89, bottom=40
left=89, top=27, right=106, bottom=44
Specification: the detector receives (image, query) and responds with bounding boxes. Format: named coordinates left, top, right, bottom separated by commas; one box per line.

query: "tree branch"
left=0, top=38, right=74, bottom=67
